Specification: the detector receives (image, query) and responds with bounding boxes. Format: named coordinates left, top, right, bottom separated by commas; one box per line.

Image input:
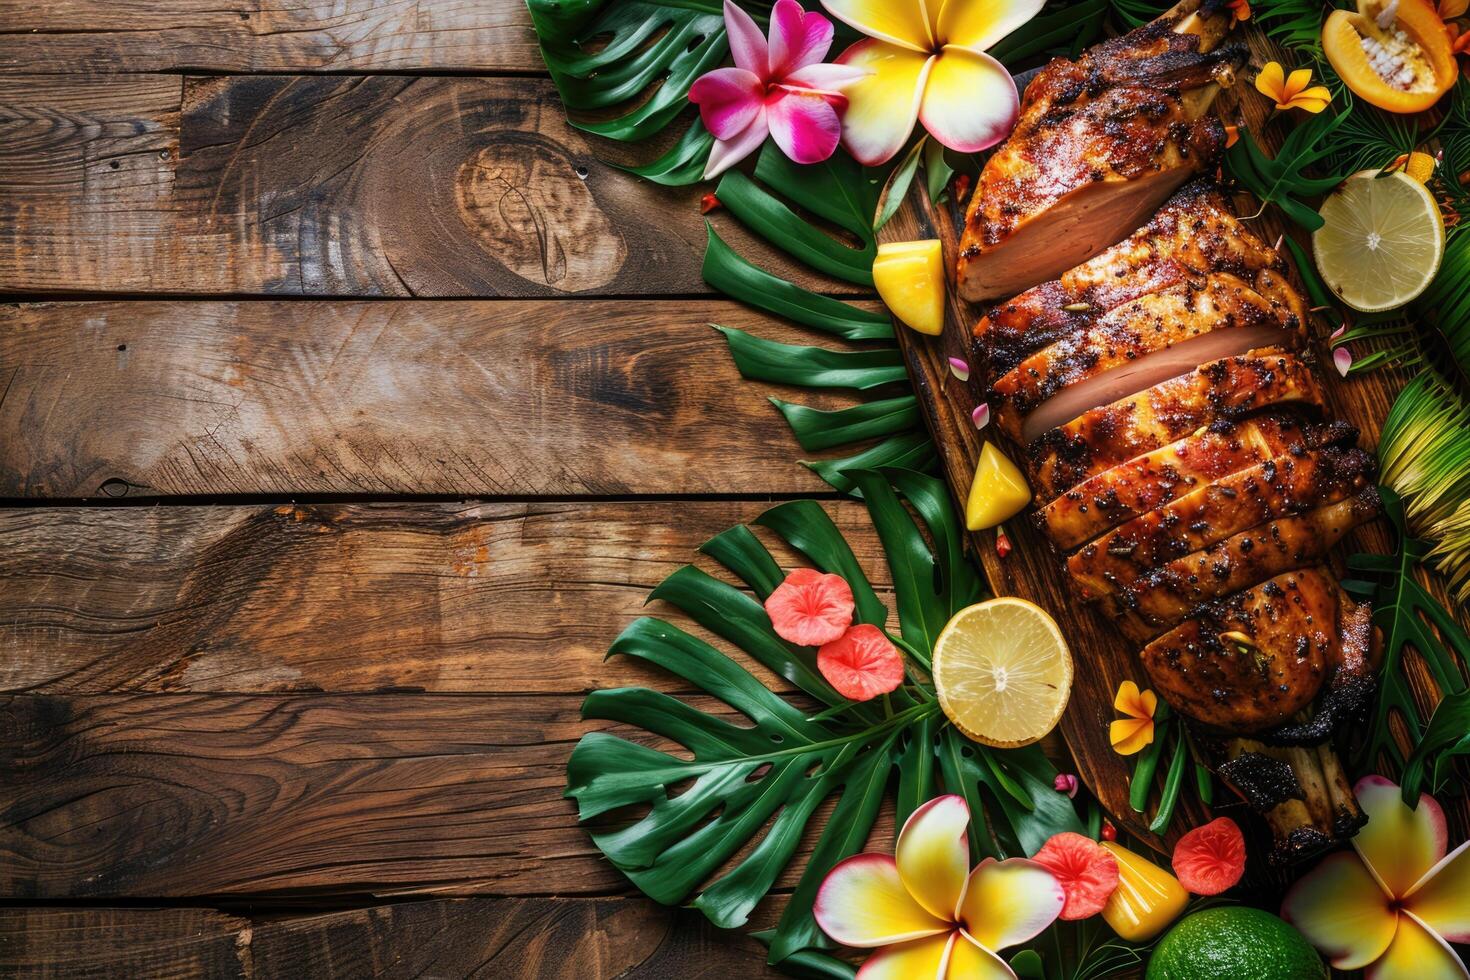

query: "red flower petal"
left=1031, top=832, right=1120, bottom=921
left=764, top=568, right=855, bottom=646
left=1172, top=817, right=1246, bottom=896
left=817, top=624, right=904, bottom=701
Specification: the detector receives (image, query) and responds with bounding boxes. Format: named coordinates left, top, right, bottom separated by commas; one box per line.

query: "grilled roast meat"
left=954, top=2, right=1380, bottom=859
left=955, top=0, right=1246, bottom=301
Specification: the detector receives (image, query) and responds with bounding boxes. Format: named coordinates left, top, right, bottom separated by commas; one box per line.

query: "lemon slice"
left=1312, top=169, right=1444, bottom=313
left=932, top=598, right=1073, bottom=748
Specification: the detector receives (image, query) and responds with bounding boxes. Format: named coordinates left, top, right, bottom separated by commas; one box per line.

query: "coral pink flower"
left=1172, top=817, right=1246, bottom=896
left=764, top=567, right=856, bottom=646
left=1032, top=832, right=1119, bottom=920
left=688, top=0, right=869, bottom=178
left=818, top=624, right=904, bottom=700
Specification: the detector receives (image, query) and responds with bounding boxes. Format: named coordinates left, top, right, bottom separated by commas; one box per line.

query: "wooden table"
left=0, top=3, right=886, bottom=974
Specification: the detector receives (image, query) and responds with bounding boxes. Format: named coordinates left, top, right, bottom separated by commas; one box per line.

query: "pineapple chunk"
left=873, top=240, right=945, bottom=336
left=966, top=442, right=1031, bottom=531
left=1099, top=842, right=1190, bottom=941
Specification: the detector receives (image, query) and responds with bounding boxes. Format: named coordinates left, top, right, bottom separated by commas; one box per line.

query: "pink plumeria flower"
left=823, top=0, right=1043, bottom=164
left=1282, top=776, right=1470, bottom=978
left=689, top=0, right=870, bottom=179
left=814, top=795, right=1064, bottom=977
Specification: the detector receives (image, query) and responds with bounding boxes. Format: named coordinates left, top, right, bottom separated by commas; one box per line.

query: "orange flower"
left=1109, top=680, right=1157, bottom=755
left=1254, top=61, right=1332, bottom=113
left=1441, top=0, right=1468, bottom=19
left=1227, top=0, right=1251, bottom=21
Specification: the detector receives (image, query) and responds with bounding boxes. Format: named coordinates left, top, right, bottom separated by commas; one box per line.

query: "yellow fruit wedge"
left=931, top=598, right=1073, bottom=749
left=966, top=442, right=1030, bottom=531
left=1100, top=842, right=1190, bottom=941
left=1397, top=151, right=1437, bottom=184
left=1312, top=169, right=1444, bottom=312
left=873, top=239, right=944, bottom=335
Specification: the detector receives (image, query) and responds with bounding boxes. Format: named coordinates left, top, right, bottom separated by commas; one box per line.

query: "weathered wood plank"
left=0, top=75, right=855, bottom=296
left=0, top=693, right=894, bottom=900
left=0, top=907, right=250, bottom=979
left=0, top=899, right=778, bottom=978
left=0, top=0, right=544, bottom=75
left=0, top=300, right=875, bottom=497
left=0, top=501, right=893, bottom=694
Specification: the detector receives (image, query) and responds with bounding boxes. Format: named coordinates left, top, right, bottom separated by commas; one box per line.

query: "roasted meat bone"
left=955, top=0, right=1246, bottom=302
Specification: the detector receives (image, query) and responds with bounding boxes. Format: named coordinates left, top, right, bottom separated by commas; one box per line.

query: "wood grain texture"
left=0, top=501, right=892, bottom=694
left=0, top=0, right=543, bottom=75
left=0, top=300, right=874, bottom=497
left=883, top=25, right=1470, bottom=850
left=0, top=899, right=778, bottom=978
left=0, top=74, right=855, bottom=296
left=0, top=692, right=893, bottom=901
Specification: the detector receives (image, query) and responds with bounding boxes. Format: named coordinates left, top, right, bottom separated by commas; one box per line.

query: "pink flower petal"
left=769, top=0, right=835, bottom=78
left=835, top=39, right=933, bottom=166
left=784, top=61, right=872, bottom=92
left=1281, top=850, right=1397, bottom=970
left=1333, top=347, right=1352, bottom=377
left=689, top=66, right=764, bottom=140
left=948, top=357, right=970, bottom=382
left=1054, top=773, right=1079, bottom=798
left=918, top=47, right=1019, bottom=153
left=723, top=0, right=770, bottom=77
left=1404, top=839, right=1470, bottom=943
left=814, top=853, right=952, bottom=948
left=895, top=795, right=972, bottom=921
left=703, top=105, right=769, bottom=179
left=767, top=89, right=842, bottom=164
left=1330, top=322, right=1347, bottom=341
left=1352, top=775, right=1448, bottom=899
left=971, top=403, right=990, bottom=429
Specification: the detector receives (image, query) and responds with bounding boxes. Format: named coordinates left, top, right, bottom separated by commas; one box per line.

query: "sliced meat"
left=1038, top=416, right=1354, bottom=550
left=974, top=180, right=1285, bottom=376
left=1027, top=353, right=1325, bottom=501
left=1104, top=488, right=1380, bottom=640
left=1067, top=445, right=1376, bottom=595
left=955, top=3, right=1245, bottom=302
left=1140, top=569, right=1350, bottom=732
left=990, top=273, right=1305, bottom=443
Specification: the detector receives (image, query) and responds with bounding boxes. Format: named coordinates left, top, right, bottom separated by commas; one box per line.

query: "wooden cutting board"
left=880, top=24, right=1470, bottom=854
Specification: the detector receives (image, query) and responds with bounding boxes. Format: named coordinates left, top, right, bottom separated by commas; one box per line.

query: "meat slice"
left=1104, top=488, right=1380, bottom=641
left=991, top=273, right=1305, bottom=443
left=1038, top=416, right=1350, bottom=550
left=1139, top=569, right=1357, bottom=732
left=955, top=1, right=1245, bottom=302
left=1027, top=353, right=1324, bottom=501
left=974, top=181, right=1285, bottom=376
left=1067, top=445, right=1376, bottom=595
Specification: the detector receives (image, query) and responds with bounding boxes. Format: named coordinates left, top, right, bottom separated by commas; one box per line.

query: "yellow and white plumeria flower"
left=814, top=794, right=1064, bottom=978
left=1282, top=776, right=1470, bottom=978
left=822, top=0, right=1043, bottom=163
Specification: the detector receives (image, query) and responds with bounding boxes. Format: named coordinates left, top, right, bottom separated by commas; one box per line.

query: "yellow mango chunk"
left=1099, top=842, right=1189, bottom=941
left=965, top=442, right=1030, bottom=531
left=873, top=240, right=944, bottom=336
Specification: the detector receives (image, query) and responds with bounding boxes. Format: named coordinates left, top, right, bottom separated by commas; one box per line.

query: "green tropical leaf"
left=619, top=119, right=717, bottom=186
left=804, top=432, right=936, bottom=494
left=531, top=0, right=730, bottom=143
left=1401, top=688, right=1470, bottom=802
left=703, top=225, right=893, bottom=340
left=716, top=325, right=909, bottom=390
left=715, top=149, right=880, bottom=285
left=1346, top=489, right=1470, bottom=770
left=771, top=395, right=919, bottom=451
left=1225, top=110, right=1354, bottom=231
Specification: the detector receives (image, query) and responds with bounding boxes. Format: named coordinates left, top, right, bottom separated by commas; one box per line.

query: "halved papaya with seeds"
left=1323, top=0, right=1456, bottom=113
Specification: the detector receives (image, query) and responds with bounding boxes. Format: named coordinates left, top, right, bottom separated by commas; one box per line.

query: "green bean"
left=1148, top=726, right=1189, bottom=834
left=1129, top=718, right=1168, bottom=813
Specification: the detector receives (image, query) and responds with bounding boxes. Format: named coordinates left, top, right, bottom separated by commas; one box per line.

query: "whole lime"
left=1145, top=907, right=1326, bottom=980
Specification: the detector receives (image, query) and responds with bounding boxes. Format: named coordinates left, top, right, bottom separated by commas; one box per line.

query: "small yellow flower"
left=1254, top=61, right=1333, bottom=113
left=1109, top=680, right=1157, bottom=756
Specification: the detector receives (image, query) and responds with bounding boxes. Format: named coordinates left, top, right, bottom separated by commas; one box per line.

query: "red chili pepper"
left=700, top=192, right=722, bottom=214
left=1101, top=821, right=1117, bottom=842
left=996, top=531, right=1012, bottom=559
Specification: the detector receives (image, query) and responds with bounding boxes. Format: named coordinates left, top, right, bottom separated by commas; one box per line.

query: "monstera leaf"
left=566, top=469, right=1083, bottom=966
